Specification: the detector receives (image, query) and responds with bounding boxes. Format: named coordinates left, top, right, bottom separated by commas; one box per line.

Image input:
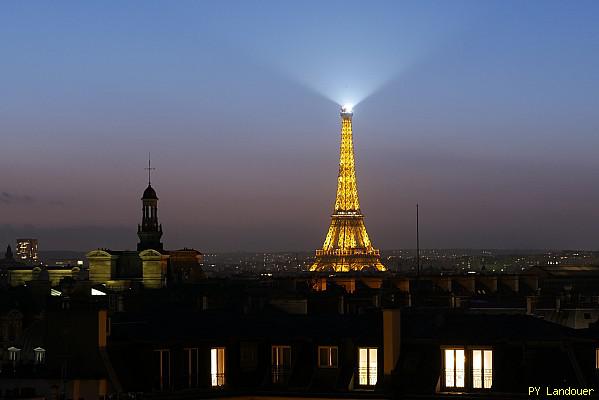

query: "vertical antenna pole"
left=145, top=153, right=155, bottom=186
left=414, top=203, right=420, bottom=307
left=416, top=203, right=420, bottom=278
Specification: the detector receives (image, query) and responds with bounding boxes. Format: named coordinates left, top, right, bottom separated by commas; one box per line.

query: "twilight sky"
left=1, top=1, right=599, bottom=251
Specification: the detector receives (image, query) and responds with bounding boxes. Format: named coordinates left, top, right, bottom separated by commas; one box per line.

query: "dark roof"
left=142, top=184, right=157, bottom=199
left=402, top=309, right=577, bottom=343
left=109, top=309, right=381, bottom=344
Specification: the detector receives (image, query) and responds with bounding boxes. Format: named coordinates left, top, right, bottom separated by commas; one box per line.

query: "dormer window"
left=184, top=348, right=199, bottom=388
left=8, top=347, right=21, bottom=362
left=153, top=349, right=170, bottom=391
left=34, top=347, right=46, bottom=364
left=443, top=348, right=465, bottom=389
left=357, top=347, right=378, bottom=387
left=210, top=347, right=226, bottom=387
left=472, top=349, right=492, bottom=389
left=441, top=347, right=493, bottom=392
left=272, top=345, right=291, bottom=384
left=318, top=346, right=338, bottom=368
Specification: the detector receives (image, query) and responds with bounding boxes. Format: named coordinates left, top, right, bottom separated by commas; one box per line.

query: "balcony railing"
left=443, top=368, right=466, bottom=389
left=357, top=367, right=377, bottom=387
left=211, top=372, right=225, bottom=387
left=316, top=249, right=380, bottom=257
left=472, top=369, right=493, bottom=389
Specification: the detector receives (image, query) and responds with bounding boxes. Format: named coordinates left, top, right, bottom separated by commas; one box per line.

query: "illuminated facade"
left=310, top=106, right=385, bottom=272
left=86, top=164, right=204, bottom=290
left=16, top=238, right=38, bottom=264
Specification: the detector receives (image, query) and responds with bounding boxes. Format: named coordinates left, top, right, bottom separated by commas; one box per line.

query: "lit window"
left=472, top=349, right=493, bottom=389
left=184, top=348, right=199, bottom=388
left=211, top=347, right=225, bottom=387
left=318, top=346, right=338, bottom=368
left=358, top=347, right=378, bottom=386
left=153, top=349, right=170, bottom=390
left=595, top=348, right=599, bottom=369
left=34, top=347, right=46, bottom=364
left=272, top=345, right=291, bottom=384
left=444, top=348, right=465, bottom=389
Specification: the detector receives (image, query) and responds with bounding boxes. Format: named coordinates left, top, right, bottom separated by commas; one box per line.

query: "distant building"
left=15, top=238, right=38, bottom=264
left=0, top=245, right=80, bottom=287
left=87, top=172, right=204, bottom=289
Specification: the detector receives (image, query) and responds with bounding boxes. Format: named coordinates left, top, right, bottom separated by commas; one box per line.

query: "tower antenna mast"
left=416, top=203, right=420, bottom=278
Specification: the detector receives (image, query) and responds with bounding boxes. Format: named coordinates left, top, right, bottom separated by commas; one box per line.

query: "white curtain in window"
left=455, top=349, right=465, bottom=388
left=368, top=348, right=378, bottom=386
left=483, top=350, right=493, bottom=388
left=358, top=348, right=368, bottom=385
left=211, top=348, right=225, bottom=387
left=444, top=349, right=455, bottom=387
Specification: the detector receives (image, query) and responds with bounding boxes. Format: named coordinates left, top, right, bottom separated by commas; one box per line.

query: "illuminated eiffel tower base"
left=310, top=106, right=386, bottom=272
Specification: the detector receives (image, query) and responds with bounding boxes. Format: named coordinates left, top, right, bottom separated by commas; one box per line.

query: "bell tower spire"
left=146, top=152, right=155, bottom=185
left=137, top=155, right=163, bottom=251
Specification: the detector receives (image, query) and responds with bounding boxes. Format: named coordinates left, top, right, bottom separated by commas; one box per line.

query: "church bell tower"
left=137, top=157, right=163, bottom=251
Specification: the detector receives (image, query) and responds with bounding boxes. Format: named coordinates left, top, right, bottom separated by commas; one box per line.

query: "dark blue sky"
left=1, top=1, right=599, bottom=251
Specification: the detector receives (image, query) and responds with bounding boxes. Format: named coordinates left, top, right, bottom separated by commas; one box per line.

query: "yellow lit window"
left=210, top=347, right=225, bottom=387
left=444, top=348, right=465, bottom=389
left=596, top=348, right=599, bottom=369
left=358, top=347, right=378, bottom=386
left=472, top=349, right=493, bottom=389
left=318, top=346, right=338, bottom=368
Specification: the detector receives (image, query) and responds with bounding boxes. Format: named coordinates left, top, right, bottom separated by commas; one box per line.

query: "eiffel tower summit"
left=310, top=105, right=386, bottom=272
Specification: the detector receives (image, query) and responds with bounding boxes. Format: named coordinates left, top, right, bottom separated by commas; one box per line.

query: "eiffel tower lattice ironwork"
left=310, top=106, right=386, bottom=272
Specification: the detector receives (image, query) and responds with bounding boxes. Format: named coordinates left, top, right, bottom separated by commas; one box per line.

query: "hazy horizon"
left=2, top=1, right=599, bottom=252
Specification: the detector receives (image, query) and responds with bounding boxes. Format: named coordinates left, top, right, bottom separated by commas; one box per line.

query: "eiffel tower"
left=310, top=106, right=386, bottom=272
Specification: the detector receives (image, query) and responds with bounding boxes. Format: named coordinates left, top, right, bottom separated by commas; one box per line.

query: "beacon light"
left=341, top=104, right=353, bottom=113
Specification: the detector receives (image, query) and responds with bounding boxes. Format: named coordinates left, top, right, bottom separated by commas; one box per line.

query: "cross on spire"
left=145, top=153, right=156, bottom=185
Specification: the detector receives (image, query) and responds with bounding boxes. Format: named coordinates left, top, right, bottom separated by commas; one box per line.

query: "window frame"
left=442, top=347, right=466, bottom=391
left=440, top=346, right=494, bottom=392
left=239, top=341, right=258, bottom=370
left=317, top=345, right=339, bottom=369
left=471, top=348, right=493, bottom=391
left=356, top=346, right=378, bottom=388
left=153, top=349, right=171, bottom=391
left=210, top=347, right=226, bottom=388
left=183, top=347, right=199, bottom=388
left=271, top=345, right=292, bottom=384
